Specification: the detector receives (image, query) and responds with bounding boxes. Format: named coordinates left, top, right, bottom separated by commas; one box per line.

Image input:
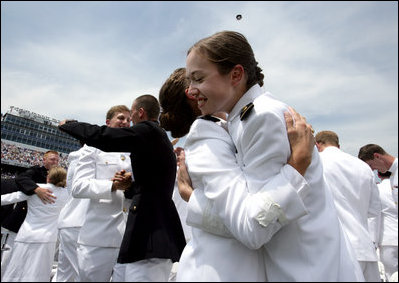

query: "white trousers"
left=77, top=244, right=119, bottom=282
left=168, top=262, right=179, bottom=282
left=359, top=261, right=382, bottom=282
left=112, top=263, right=126, bottom=282
left=380, top=245, right=399, bottom=281
left=122, top=258, right=173, bottom=282
left=1, top=228, right=17, bottom=281
left=2, top=241, right=56, bottom=282
left=56, top=227, right=81, bottom=282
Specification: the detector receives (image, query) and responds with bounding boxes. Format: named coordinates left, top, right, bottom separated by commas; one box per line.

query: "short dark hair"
left=358, top=144, right=387, bottom=161
left=134, top=95, right=160, bottom=121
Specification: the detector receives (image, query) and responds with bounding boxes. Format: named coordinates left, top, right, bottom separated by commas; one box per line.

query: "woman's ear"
left=231, top=64, right=244, bottom=86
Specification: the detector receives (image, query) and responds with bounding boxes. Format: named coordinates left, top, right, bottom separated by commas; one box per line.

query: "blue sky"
left=1, top=1, right=398, bottom=157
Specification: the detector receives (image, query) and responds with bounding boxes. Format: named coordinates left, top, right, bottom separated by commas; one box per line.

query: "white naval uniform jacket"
left=177, top=118, right=267, bottom=282
left=72, top=145, right=132, bottom=248
left=57, top=147, right=90, bottom=229
left=319, top=146, right=381, bottom=261
left=227, top=85, right=363, bottom=281
left=185, top=120, right=309, bottom=246
left=1, top=184, right=69, bottom=243
left=188, top=84, right=363, bottom=282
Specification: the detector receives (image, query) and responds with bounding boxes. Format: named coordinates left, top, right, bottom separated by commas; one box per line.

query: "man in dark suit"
left=15, top=150, right=60, bottom=204
left=59, top=95, right=186, bottom=281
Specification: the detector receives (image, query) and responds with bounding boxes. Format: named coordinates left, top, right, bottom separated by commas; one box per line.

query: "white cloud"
left=1, top=1, right=397, bottom=157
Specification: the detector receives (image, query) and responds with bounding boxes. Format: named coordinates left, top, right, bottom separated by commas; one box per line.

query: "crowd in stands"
left=1, top=141, right=69, bottom=178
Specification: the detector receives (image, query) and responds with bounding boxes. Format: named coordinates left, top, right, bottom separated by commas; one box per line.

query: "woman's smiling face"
left=186, top=49, right=236, bottom=116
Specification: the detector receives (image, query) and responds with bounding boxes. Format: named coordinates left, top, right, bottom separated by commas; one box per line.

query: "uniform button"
left=123, top=208, right=127, bottom=213
left=133, top=205, right=137, bottom=211
left=121, top=155, right=126, bottom=161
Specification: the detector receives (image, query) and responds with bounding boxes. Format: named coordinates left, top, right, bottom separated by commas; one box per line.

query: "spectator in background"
left=1, top=142, right=69, bottom=169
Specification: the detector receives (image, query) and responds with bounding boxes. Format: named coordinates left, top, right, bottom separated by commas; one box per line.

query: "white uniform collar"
left=389, top=157, right=398, bottom=173
left=323, top=146, right=341, bottom=153
left=227, top=84, right=263, bottom=122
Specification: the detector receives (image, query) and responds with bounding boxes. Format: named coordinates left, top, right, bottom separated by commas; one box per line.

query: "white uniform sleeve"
left=369, top=179, right=382, bottom=219
left=72, top=147, right=113, bottom=200
left=185, top=119, right=309, bottom=249
left=368, top=177, right=382, bottom=246
left=1, top=191, right=29, bottom=205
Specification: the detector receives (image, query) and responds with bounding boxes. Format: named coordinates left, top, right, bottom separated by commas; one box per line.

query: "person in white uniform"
left=359, top=144, right=398, bottom=209
left=375, top=171, right=398, bottom=281
left=177, top=30, right=364, bottom=282
left=68, top=105, right=133, bottom=282
left=169, top=152, right=193, bottom=282
left=159, top=68, right=330, bottom=281
left=1, top=167, right=69, bottom=282
left=315, top=130, right=382, bottom=282
left=2, top=150, right=60, bottom=280
left=54, top=145, right=90, bottom=282
left=160, top=68, right=270, bottom=281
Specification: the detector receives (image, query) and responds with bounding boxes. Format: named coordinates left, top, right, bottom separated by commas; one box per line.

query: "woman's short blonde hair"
left=47, top=167, right=67, bottom=187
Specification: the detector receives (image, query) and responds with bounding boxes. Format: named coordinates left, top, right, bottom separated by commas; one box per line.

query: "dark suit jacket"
left=1, top=166, right=47, bottom=233
left=59, top=120, right=186, bottom=263
left=15, top=166, right=48, bottom=195
left=1, top=178, right=20, bottom=228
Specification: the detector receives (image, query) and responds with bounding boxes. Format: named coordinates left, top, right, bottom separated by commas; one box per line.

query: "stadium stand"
left=1, top=106, right=78, bottom=179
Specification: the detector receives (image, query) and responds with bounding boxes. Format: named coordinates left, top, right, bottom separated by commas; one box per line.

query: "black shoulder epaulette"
left=199, top=115, right=221, bottom=122
left=240, top=102, right=254, bottom=121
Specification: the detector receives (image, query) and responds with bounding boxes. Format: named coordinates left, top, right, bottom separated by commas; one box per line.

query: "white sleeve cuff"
left=187, top=189, right=231, bottom=237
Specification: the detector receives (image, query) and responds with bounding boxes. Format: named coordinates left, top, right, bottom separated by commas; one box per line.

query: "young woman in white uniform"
left=162, top=30, right=365, bottom=282
left=159, top=68, right=319, bottom=281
